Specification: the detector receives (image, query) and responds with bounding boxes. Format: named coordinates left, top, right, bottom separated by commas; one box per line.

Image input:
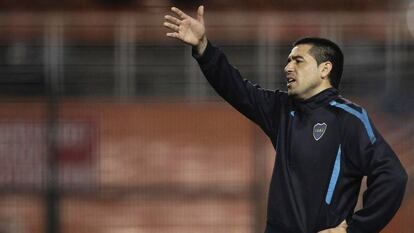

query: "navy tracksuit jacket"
left=193, top=41, right=407, bottom=233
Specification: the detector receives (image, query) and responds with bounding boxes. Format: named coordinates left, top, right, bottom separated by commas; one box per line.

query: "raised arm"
left=163, top=6, right=284, bottom=138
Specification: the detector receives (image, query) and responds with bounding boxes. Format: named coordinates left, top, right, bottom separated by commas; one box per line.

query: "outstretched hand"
left=163, top=6, right=207, bottom=55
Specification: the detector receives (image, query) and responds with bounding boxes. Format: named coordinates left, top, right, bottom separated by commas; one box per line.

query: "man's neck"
left=296, top=84, right=333, bottom=101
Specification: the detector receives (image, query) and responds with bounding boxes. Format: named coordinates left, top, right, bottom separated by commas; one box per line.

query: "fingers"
left=164, top=15, right=181, bottom=25
left=163, top=22, right=179, bottom=32
left=163, top=14, right=180, bottom=34
left=171, top=7, right=189, bottom=19
left=197, top=5, right=204, bottom=24
left=166, top=32, right=180, bottom=39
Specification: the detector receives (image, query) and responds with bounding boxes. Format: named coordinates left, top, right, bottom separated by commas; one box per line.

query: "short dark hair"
left=293, top=37, right=344, bottom=89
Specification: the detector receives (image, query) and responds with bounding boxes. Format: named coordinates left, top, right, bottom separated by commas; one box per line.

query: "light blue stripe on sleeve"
left=325, top=145, right=341, bottom=205
left=329, top=100, right=376, bottom=144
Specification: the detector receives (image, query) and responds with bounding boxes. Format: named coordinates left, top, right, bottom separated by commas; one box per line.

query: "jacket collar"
left=291, top=87, right=339, bottom=113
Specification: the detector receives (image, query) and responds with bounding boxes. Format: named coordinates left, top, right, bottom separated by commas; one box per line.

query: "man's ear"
left=319, top=61, right=333, bottom=79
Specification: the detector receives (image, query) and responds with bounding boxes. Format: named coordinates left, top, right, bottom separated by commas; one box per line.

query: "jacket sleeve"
left=192, top=40, right=284, bottom=137
left=344, top=113, right=408, bottom=233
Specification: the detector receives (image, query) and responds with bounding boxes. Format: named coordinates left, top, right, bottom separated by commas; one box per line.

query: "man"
left=163, top=5, right=407, bottom=233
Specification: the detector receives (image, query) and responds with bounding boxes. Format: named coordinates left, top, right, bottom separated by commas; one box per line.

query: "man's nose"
left=284, top=63, right=294, bottom=73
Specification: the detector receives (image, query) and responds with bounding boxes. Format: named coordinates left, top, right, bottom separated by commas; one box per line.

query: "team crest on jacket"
left=313, top=123, right=327, bottom=141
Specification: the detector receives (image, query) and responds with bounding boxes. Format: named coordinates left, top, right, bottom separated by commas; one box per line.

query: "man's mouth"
left=287, top=77, right=296, bottom=88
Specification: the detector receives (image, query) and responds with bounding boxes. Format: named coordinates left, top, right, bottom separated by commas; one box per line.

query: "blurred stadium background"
left=0, top=0, right=413, bottom=232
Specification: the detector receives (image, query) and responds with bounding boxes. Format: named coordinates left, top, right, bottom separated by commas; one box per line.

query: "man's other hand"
left=318, top=220, right=348, bottom=233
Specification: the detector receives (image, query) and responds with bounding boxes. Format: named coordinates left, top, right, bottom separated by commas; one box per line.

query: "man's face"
left=284, top=44, right=326, bottom=100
